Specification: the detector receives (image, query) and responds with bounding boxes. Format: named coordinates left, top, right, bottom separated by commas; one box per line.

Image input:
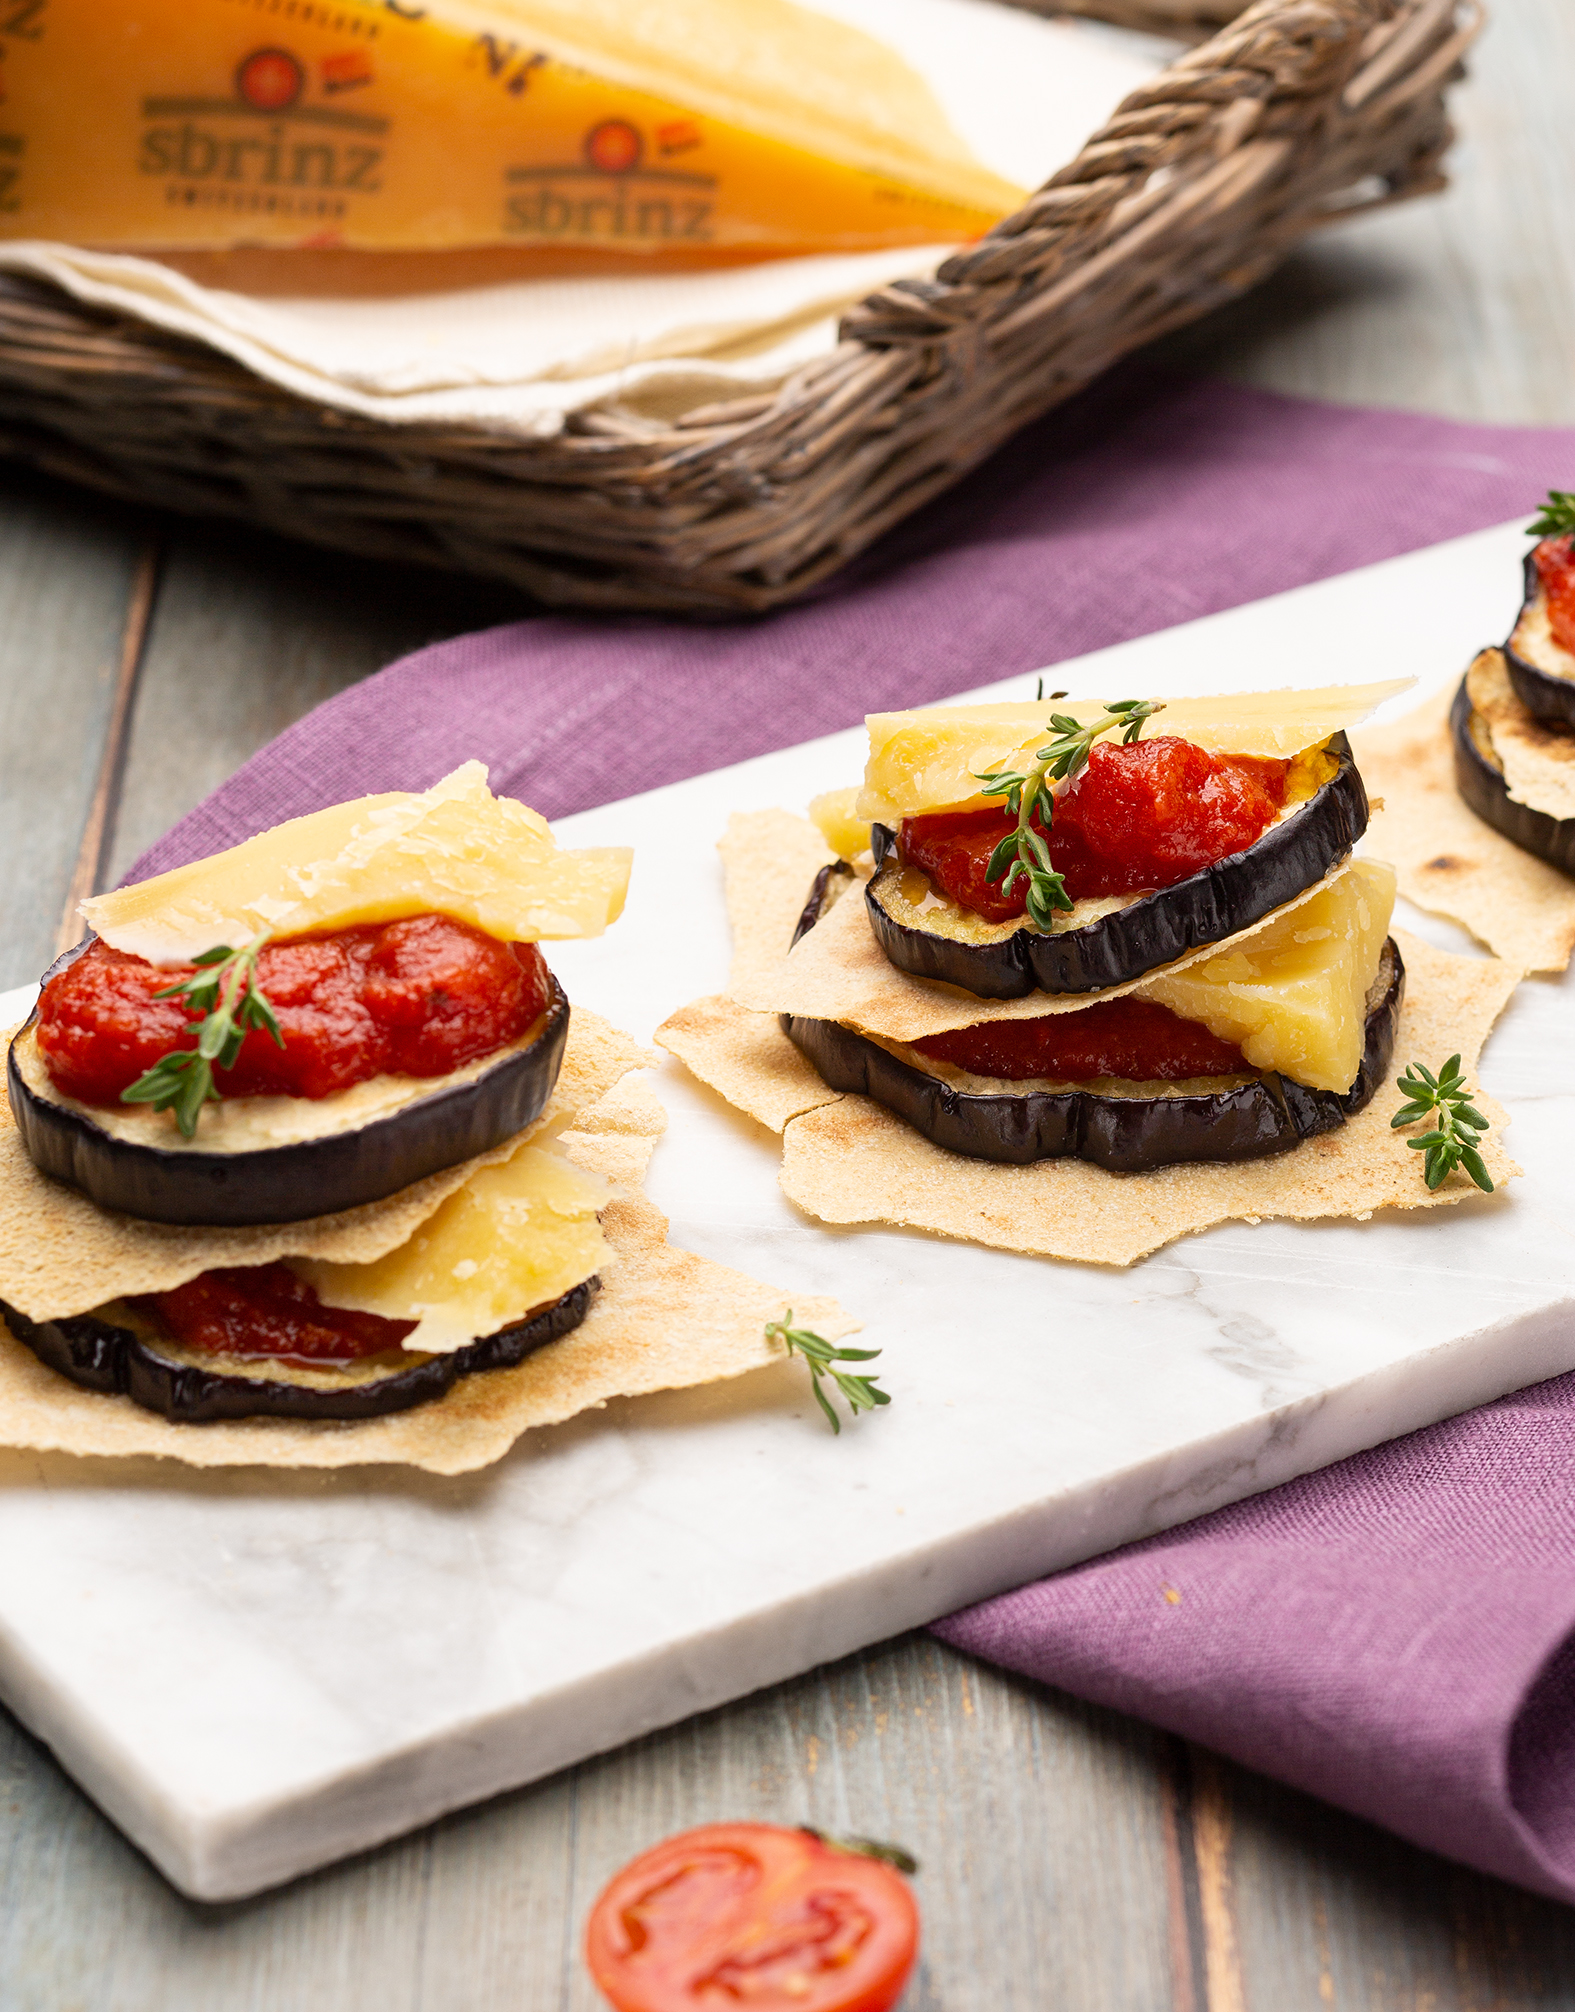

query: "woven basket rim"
left=0, top=0, right=1480, bottom=613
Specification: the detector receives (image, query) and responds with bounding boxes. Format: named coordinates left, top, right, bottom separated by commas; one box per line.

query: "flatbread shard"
left=0, top=1008, right=655, bottom=1321
left=1354, top=675, right=1575, bottom=976
left=777, top=929, right=1520, bottom=1266
left=719, top=809, right=835, bottom=993
left=0, top=1018, right=856, bottom=1473
left=656, top=993, right=839, bottom=1135
left=655, top=809, right=842, bottom=1133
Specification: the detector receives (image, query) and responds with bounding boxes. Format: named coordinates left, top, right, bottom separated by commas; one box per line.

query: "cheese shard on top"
left=81, top=763, right=632, bottom=964
left=296, top=1139, right=609, bottom=1354
left=857, top=680, right=1414, bottom=824
left=0, top=0, right=1023, bottom=255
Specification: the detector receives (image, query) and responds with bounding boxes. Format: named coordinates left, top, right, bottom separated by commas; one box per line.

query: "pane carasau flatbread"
left=0, top=1007, right=854, bottom=1473
left=656, top=812, right=1521, bottom=1267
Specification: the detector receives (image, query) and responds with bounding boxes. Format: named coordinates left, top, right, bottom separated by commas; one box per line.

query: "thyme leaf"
left=1529, top=490, right=1575, bottom=540
left=120, top=935, right=283, bottom=1139
left=1390, top=1054, right=1493, bottom=1193
left=972, top=698, right=1166, bottom=931
left=765, top=1311, right=889, bottom=1436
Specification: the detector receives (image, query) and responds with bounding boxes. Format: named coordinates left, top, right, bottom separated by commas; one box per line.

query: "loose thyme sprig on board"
left=1391, top=1055, right=1494, bottom=1193
left=1529, top=491, right=1575, bottom=539
left=765, top=1312, right=889, bottom=1435
left=121, top=935, right=284, bottom=1139
left=972, top=698, right=1166, bottom=930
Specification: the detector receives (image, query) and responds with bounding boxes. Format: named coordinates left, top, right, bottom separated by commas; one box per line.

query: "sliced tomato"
left=584, top=1822, right=919, bottom=2012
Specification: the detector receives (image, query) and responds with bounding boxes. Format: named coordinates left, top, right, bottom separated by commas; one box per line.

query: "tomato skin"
left=584, top=1823, right=919, bottom=2012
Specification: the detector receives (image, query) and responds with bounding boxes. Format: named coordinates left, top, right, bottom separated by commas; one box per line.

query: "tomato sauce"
left=915, top=996, right=1246, bottom=1082
left=135, top=1263, right=416, bottom=1367
left=1533, top=533, right=1575, bottom=657
left=35, top=913, right=551, bottom=1107
left=899, top=736, right=1292, bottom=922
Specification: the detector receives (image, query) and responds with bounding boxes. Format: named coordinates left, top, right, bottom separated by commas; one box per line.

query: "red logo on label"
left=322, top=50, right=374, bottom=94
left=584, top=120, right=643, bottom=175
left=236, top=48, right=306, bottom=113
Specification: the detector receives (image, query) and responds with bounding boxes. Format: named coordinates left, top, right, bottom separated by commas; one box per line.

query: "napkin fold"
left=126, top=369, right=1575, bottom=1901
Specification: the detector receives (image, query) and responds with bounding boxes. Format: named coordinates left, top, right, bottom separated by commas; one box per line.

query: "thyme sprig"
left=1391, top=1055, right=1493, bottom=1193
left=766, top=1312, right=889, bottom=1435
left=121, top=935, right=283, bottom=1139
left=972, top=698, right=1166, bottom=930
left=1529, top=490, right=1575, bottom=540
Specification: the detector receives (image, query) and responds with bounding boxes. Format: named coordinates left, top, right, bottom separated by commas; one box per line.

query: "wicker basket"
left=0, top=0, right=1477, bottom=616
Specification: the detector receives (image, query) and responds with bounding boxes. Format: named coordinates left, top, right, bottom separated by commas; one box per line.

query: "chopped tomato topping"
left=900, top=737, right=1292, bottom=919
left=915, top=996, right=1246, bottom=1081
left=585, top=1823, right=919, bottom=2012
left=35, top=915, right=551, bottom=1107
left=134, top=1263, right=415, bottom=1368
left=1533, top=533, right=1575, bottom=657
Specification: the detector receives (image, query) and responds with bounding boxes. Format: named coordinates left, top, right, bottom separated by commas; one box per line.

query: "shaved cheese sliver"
left=83, top=763, right=632, bottom=963
left=857, top=680, right=1414, bottom=823
left=297, top=1141, right=609, bottom=1355
left=1141, top=859, right=1395, bottom=1091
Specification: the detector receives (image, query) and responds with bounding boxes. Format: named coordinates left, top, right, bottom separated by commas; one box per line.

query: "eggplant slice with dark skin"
left=1505, top=550, right=1575, bottom=732
left=785, top=863, right=1403, bottom=1172
left=0, top=1276, right=597, bottom=1424
left=865, top=732, right=1370, bottom=998
left=8, top=940, right=572, bottom=1229
left=1452, top=675, right=1575, bottom=876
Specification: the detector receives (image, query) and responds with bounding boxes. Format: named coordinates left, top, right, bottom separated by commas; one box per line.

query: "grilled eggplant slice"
left=1451, top=675, right=1575, bottom=875
left=0, top=1277, right=596, bottom=1424
left=1505, top=551, right=1575, bottom=731
left=864, top=734, right=1370, bottom=998
left=8, top=942, right=571, bottom=1228
left=782, top=942, right=1402, bottom=1172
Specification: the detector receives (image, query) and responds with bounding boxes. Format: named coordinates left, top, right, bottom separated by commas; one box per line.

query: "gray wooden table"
left=3, top=7, right=1574, bottom=2004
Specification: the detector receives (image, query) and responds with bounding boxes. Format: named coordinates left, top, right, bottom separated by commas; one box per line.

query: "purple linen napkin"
left=125, top=370, right=1575, bottom=1902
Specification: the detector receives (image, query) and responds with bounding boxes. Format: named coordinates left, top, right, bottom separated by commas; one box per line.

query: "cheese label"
left=0, top=0, right=1023, bottom=253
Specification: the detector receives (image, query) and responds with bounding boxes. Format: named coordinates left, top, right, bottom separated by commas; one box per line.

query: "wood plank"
left=1189, top=1738, right=1575, bottom=2010
left=0, top=468, right=145, bottom=992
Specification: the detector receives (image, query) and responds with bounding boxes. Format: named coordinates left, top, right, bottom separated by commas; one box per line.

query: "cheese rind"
left=296, top=1139, right=608, bottom=1353
left=857, top=681, right=1413, bottom=823
left=81, top=763, right=632, bottom=963
left=0, top=0, right=1022, bottom=255
left=1140, top=859, right=1396, bottom=1092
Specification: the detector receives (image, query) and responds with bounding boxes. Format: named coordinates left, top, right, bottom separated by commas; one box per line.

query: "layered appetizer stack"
left=1453, top=497, right=1575, bottom=876
left=1348, top=495, right=1575, bottom=979
left=785, top=685, right=1405, bottom=1172
left=0, top=765, right=851, bottom=1467
left=658, top=682, right=1519, bottom=1267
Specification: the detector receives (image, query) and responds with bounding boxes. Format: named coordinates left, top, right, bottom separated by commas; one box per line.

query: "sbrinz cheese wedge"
left=0, top=0, right=1024, bottom=254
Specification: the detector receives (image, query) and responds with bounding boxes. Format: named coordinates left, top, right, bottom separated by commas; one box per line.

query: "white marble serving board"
left=2, top=518, right=1570, bottom=1902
